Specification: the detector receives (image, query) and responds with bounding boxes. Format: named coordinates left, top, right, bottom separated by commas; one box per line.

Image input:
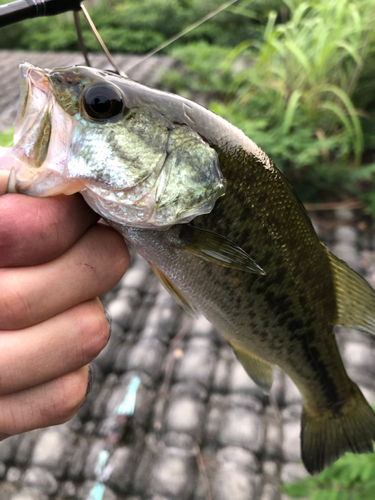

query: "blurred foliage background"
left=1, top=0, right=375, bottom=212
left=1, top=0, right=375, bottom=496
left=282, top=443, right=375, bottom=500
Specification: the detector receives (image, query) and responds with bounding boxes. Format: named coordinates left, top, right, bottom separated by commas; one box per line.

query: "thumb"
left=0, top=147, right=14, bottom=171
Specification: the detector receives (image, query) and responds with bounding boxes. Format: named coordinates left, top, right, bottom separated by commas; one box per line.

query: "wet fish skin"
left=9, top=63, right=375, bottom=474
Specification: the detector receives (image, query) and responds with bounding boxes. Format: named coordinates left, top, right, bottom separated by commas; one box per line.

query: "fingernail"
left=0, top=433, right=10, bottom=441
left=104, top=306, right=112, bottom=342
left=85, top=365, right=94, bottom=398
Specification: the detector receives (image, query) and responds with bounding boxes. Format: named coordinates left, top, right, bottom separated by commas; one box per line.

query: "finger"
left=0, top=147, right=14, bottom=171
left=0, top=171, right=9, bottom=195
left=0, top=365, right=90, bottom=435
left=0, top=193, right=100, bottom=267
left=0, top=148, right=25, bottom=194
left=0, top=223, right=129, bottom=330
left=0, top=298, right=108, bottom=395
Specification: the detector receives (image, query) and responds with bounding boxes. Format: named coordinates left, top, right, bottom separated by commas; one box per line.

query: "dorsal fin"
left=149, top=262, right=198, bottom=317
left=228, top=339, right=274, bottom=393
left=328, top=250, right=375, bottom=335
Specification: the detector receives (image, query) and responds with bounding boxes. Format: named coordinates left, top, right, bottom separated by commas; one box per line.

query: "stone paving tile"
left=22, top=468, right=59, bottom=496
left=1, top=50, right=375, bottom=500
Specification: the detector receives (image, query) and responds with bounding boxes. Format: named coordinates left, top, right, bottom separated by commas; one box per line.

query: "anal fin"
left=228, top=339, right=274, bottom=393
left=149, top=263, right=198, bottom=317
left=328, top=250, right=375, bottom=336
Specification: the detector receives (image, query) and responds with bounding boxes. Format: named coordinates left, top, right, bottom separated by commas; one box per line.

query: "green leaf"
left=320, top=101, right=353, bottom=140
left=321, top=84, right=364, bottom=164
left=264, top=10, right=278, bottom=42
left=285, top=39, right=311, bottom=72
left=282, top=89, right=302, bottom=133
left=282, top=481, right=310, bottom=497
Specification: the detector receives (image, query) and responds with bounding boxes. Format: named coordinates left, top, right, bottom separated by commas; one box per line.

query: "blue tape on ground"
left=116, top=376, right=141, bottom=416
left=89, top=482, right=106, bottom=500
left=88, top=376, right=142, bottom=500
left=95, top=449, right=110, bottom=475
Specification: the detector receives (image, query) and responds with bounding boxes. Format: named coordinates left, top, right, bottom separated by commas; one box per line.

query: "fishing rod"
left=0, top=0, right=81, bottom=27
left=0, top=0, right=240, bottom=77
left=0, top=0, right=126, bottom=75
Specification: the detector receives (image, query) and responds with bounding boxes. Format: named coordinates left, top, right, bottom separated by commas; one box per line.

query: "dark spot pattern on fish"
left=305, top=328, right=316, bottom=342
left=277, top=312, right=295, bottom=328
left=307, top=345, right=342, bottom=407
left=287, top=319, right=305, bottom=332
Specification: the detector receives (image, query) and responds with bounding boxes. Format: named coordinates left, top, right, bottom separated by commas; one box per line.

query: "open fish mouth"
left=8, top=63, right=85, bottom=197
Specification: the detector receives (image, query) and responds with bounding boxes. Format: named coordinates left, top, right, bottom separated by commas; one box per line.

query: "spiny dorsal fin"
left=228, top=339, right=274, bottom=393
left=149, top=262, right=198, bottom=317
left=328, top=250, right=375, bottom=335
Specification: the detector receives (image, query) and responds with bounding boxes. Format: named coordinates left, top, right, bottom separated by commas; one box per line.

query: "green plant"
left=0, top=0, right=285, bottom=54
left=283, top=446, right=375, bottom=499
left=168, top=0, right=375, bottom=207
left=235, top=0, right=375, bottom=163
left=0, top=128, right=13, bottom=147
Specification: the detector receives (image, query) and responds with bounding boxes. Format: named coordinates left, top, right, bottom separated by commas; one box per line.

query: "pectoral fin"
left=174, top=225, right=265, bottom=275
left=149, top=263, right=198, bottom=317
left=328, top=250, right=375, bottom=335
left=228, top=339, right=274, bottom=393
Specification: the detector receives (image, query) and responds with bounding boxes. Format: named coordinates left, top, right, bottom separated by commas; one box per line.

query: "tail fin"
left=301, top=384, right=375, bottom=474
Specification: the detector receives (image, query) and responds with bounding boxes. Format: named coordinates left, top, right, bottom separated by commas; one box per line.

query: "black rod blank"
left=0, top=0, right=82, bottom=28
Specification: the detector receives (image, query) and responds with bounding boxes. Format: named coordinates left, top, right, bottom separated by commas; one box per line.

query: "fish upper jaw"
left=26, top=64, right=50, bottom=94
left=14, top=63, right=50, bottom=147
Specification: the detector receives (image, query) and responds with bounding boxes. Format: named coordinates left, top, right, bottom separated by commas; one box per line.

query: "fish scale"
left=118, top=222, right=347, bottom=406
left=8, top=62, right=375, bottom=475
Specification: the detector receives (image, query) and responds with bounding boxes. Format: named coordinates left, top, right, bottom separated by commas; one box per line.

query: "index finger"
left=0, top=192, right=100, bottom=267
left=0, top=147, right=100, bottom=267
left=0, top=147, right=18, bottom=194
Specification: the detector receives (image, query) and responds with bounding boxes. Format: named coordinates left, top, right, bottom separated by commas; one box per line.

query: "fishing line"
left=73, top=9, right=91, bottom=67
left=74, top=0, right=241, bottom=77
left=76, top=4, right=128, bottom=78
left=126, top=0, right=239, bottom=72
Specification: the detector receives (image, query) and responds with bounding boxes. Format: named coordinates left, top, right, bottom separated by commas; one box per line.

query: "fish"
left=7, top=62, right=375, bottom=474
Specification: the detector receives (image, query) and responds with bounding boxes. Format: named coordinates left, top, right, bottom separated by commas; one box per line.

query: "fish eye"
left=83, top=84, right=124, bottom=120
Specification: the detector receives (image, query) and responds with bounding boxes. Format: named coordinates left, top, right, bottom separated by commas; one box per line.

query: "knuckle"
left=89, top=226, right=129, bottom=286
left=78, top=300, right=110, bottom=361
left=0, top=272, right=31, bottom=329
left=48, top=369, right=88, bottom=424
left=106, top=233, right=130, bottom=277
left=0, top=402, right=19, bottom=435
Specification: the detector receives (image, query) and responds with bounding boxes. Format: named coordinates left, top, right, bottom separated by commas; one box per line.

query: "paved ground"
left=1, top=51, right=375, bottom=500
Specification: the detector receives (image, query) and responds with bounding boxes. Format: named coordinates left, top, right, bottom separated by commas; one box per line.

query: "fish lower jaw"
left=7, top=165, right=85, bottom=197
left=81, top=185, right=213, bottom=229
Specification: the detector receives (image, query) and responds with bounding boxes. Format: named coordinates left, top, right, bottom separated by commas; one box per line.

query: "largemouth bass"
left=7, top=62, right=375, bottom=474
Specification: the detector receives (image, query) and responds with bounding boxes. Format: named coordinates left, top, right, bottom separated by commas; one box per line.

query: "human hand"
left=0, top=147, right=129, bottom=439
